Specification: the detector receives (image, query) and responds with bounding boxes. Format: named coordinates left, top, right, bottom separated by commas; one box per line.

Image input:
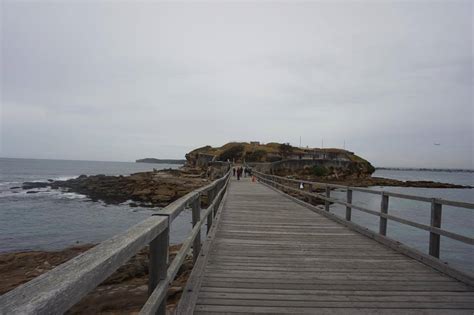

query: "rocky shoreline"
left=19, top=167, right=469, bottom=208
left=20, top=168, right=212, bottom=208
left=0, top=244, right=192, bottom=314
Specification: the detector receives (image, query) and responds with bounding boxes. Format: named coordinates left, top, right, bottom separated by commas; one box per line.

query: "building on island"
left=288, top=148, right=352, bottom=161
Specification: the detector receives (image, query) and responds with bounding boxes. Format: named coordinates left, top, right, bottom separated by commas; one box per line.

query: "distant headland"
left=135, top=158, right=186, bottom=164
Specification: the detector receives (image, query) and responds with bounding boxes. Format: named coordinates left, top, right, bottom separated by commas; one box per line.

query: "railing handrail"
left=0, top=167, right=232, bottom=315
left=252, top=170, right=474, bottom=286
left=253, top=170, right=474, bottom=209
left=252, top=170, right=473, bottom=275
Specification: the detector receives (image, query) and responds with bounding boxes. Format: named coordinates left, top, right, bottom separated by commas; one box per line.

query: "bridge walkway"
left=179, top=177, right=474, bottom=314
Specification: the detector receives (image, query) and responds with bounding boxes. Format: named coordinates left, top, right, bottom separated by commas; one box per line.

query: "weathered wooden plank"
left=147, top=224, right=169, bottom=315
left=196, top=298, right=474, bottom=309
left=204, top=265, right=439, bottom=274
left=429, top=200, right=442, bottom=257
left=194, top=305, right=473, bottom=314
left=191, top=196, right=201, bottom=263
left=203, top=271, right=452, bottom=281
left=197, top=291, right=474, bottom=302
left=200, top=280, right=471, bottom=291
left=199, top=287, right=474, bottom=296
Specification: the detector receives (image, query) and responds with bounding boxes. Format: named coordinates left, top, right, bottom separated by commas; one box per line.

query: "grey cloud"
left=1, top=0, right=472, bottom=168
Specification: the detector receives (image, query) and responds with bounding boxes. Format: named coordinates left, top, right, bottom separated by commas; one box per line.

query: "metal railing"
left=0, top=169, right=231, bottom=315
left=253, top=170, right=474, bottom=285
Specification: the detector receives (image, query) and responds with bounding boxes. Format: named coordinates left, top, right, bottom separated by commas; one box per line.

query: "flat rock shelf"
left=178, top=177, right=474, bottom=314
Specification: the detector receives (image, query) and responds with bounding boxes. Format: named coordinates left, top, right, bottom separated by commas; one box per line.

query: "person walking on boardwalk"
left=232, top=167, right=236, bottom=177
left=237, top=167, right=242, bottom=180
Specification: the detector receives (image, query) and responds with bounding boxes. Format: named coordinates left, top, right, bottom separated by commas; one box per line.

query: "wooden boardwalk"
left=179, top=177, right=474, bottom=314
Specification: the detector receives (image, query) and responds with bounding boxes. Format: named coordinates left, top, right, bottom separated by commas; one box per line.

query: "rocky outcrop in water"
left=22, top=169, right=210, bottom=207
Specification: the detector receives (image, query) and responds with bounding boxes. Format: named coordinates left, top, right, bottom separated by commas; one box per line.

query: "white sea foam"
left=0, top=186, right=87, bottom=200
left=59, top=192, right=88, bottom=200
left=51, top=176, right=78, bottom=181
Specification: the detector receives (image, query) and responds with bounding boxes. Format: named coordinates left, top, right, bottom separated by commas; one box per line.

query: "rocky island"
left=19, top=142, right=469, bottom=205
left=186, top=142, right=471, bottom=188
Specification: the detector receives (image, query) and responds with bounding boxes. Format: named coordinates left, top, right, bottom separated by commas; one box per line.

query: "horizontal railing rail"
left=0, top=167, right=231, bottom=315
left=252, top=170, right=474, bottom=285
left=256, top=172, right=474, bottom=209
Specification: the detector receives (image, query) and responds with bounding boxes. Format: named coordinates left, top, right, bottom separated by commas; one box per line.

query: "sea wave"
left=51, top=176, right=78, bottom=181
left=0, top=187, right=87, bottom=200
left=0, top=189, right=48, bottom=198
left=0, top=181, right=21, bottom=187
left=53, top=192, right=88, bottom=200
left=28, top=176, right=78, bottom=183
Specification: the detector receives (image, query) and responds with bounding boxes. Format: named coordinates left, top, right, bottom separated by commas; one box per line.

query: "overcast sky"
left=1, top=1, right=472, bottom=168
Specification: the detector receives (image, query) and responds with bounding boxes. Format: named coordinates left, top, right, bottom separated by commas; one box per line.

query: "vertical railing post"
left=212, top=187, right=219, bottom=216
left=148, top=219, right=169, bottom=314
left=207, top=189, right=214, bottom=233
left=208, top=188, right=215, bottom=217
left=325, top=186, right=330, bottom=211
left=206, top=202, right=213, bottom=234
left=308, top=183, right=313, bottom=205
left=346, top=189, right=352, bottom=221
left=429, top=200, right=442, bottom=258
left=379, top=193, right=389, bottom=236
left=192, top=195, right=201, bottom=263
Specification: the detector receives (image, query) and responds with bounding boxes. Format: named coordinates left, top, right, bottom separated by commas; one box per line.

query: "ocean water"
left=0, top=158, right=191, bottom=253
left=329, top=169, right=474, bottom=276
left=1, top=159, right=472, bottom=276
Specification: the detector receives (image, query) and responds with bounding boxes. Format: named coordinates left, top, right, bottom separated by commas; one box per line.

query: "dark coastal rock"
left=26, top=191, right=39, bottom=194
left=24, top=169, right=211, bottom=207
left=22, top=182, right=50, bottom=189
left=10, top=187, right=21, bottom=190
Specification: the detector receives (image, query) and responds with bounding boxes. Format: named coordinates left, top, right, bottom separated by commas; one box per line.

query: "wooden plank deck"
left=179, top=177, right=474, bottom=314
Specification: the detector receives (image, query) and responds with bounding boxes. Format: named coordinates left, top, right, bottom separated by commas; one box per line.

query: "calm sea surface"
left=1, top=159, right=472, bottom=275
left=330, top=169, right=473, bottom=276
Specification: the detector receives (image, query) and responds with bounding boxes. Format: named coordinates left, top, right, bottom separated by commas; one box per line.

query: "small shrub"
left=219, top=144, right=245, bottom=161
left=311, top=165, right=328, bottom=177
left=245, top=149, right=267, bottom=162
left=367, top=163, right=375, bottom=174
left=267, top=154, right=283, bottom=162
left=279, top=143, right=294, bottom=158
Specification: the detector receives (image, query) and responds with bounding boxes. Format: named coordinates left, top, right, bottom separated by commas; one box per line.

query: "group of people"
left=232, top=166, right=252, bottom=180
